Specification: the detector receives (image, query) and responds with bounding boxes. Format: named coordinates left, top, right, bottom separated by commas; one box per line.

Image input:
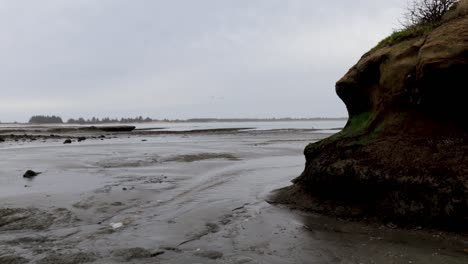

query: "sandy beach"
left=0, top=126, right=466, bottom=263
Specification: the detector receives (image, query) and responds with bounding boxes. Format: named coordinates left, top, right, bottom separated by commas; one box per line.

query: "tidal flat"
left=0, top=127, right=466, bottom=263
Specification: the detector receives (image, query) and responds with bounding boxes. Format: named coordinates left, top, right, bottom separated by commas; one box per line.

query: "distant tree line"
left=27, top=115, right=347, bottom=124
left=67, top=116, right=154, bottom=124
left=29, top=115, right=63, bottom=124
left=27, top=115, right=155, bottom=124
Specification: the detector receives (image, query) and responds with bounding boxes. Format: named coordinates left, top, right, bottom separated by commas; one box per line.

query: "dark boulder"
left=23, top=170, right=41, bottom=178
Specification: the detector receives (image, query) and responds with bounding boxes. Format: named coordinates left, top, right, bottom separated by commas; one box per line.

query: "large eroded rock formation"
left=273, top=1, right=468, bottom=230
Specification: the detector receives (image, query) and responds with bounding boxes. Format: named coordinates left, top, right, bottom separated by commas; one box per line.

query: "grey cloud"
left=0, top=0, right=407, bottom=121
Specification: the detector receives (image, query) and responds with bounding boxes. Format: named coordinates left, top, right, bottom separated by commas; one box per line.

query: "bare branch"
left=403, top=0, right=458, bottom=27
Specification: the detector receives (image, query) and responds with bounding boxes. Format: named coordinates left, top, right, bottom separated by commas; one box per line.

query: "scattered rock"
left=23, top=170, right=41, bottom=178
left=0, top=137, right=5, bottom=142
left=63, top=139, right=72, bottom=144
left=122, top=187, right=127, bottom=191
left=77, top=137, right=86, bottom=142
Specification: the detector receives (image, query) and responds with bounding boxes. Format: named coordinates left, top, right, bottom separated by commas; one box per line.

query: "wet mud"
left=0, top=129, right=466, bottom=263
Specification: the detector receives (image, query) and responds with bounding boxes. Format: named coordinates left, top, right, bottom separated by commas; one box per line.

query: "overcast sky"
left=0, top=0, right=407, bottom=122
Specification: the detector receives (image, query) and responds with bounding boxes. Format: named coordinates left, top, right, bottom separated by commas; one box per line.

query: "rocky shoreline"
left=272, top=1, right=468, bottom=231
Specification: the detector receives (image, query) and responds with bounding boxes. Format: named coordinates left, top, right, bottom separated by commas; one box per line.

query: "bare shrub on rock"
left=404, top=0, right=458, bottom=26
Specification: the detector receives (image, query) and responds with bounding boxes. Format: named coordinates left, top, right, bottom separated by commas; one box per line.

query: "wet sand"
left=0, top=129, right=467, bottom=263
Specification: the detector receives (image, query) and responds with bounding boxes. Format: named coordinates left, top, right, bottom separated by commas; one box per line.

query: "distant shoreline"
left=1, top=117, right=348, bottom=125
left=173, top=118, right=347, bottom=123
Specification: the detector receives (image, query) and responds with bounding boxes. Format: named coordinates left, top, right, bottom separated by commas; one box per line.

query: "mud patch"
left=6, top=236, right=52, bottom=246
left=228, top=256, right=258, bottom=264
left=0, top=208, right=76, bottom=231
left=178, top=222, right=221, bottom=246
left=0, top=255, right=28, bottom=264
left=247, top=139, right=312, bottom=146
left=36, top=252, right=96, bottom=264
left=72, top=201, right=93, bottom=210
left=96, top=156, right=159, bottom=168
left=112, top=247, right=164, bottom=261
left=166, top=153, right=240, bottom=162
left=194, top=250, right=223, bottom=259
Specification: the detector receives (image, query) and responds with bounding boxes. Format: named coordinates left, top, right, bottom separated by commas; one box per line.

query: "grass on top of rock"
left=372, top=0, right=459, bottom=50
left=373, top=23, right=440, bottom=50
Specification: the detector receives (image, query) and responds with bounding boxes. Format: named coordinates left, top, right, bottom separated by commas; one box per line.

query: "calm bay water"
left=0, top=120, right=347, bottom=132
left=135, top=120, right=347, bottom=131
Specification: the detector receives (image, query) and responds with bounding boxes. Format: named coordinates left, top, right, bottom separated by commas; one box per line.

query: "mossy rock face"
left=278, top=3, right=468, bottom=231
